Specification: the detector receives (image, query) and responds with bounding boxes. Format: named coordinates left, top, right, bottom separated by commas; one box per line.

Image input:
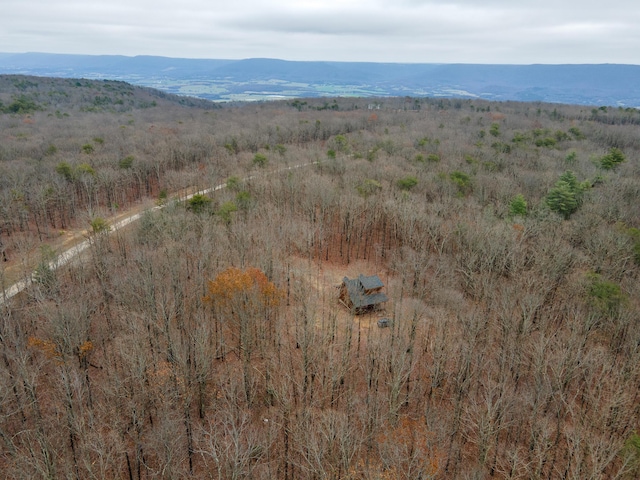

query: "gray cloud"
left=1, top=0, right=638, bottom=64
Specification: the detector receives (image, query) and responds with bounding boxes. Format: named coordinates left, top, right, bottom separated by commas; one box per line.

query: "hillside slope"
left=2, top=52, right=639, bottom=105
left=1, top=80, right=640, bottom=478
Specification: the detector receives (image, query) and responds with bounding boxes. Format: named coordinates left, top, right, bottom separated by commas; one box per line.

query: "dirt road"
left=0, top=162, right=316, bottom=306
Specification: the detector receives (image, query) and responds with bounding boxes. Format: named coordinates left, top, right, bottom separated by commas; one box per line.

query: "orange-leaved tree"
left=205, top=267, right=281, bottom=311
left=203, top=267, right=282, bottom=403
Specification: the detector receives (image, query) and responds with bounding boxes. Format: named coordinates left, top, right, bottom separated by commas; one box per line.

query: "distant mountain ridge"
left=0, top=52, right=638, bottom=106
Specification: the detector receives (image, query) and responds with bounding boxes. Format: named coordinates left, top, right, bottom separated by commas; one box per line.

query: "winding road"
left=0, top=161, right=316, bottom=306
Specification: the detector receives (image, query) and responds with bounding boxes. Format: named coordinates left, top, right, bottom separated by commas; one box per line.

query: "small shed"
left=339, top=274, right=388, bottom=314
left=377, top=318, right=391, bottom=328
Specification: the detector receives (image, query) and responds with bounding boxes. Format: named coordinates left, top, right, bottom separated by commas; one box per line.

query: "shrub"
left=564, top=151, right=577, bottom=165
left=546, top=171, right=586, bottom=219
left=90, top=217, right=110, bottom=234
left=236, top=190, right=252, bottom=211
left=3, top=95, right=40, bottom=114
left=587, top=273, right=626, bottom=317
left=546, top=180, right=578, bottom=219
left=187, top=193, right=212, bottom=213
left=558, top=170, right=579, bottom=192
left=415, top=137, right=430, bottom=148
left=45, top=144, right=57, bottom=156
left=76, top=163, right=96, bottom=177
left=512, top=132, right=528, bottom=143
left=492, top=142, right=511, bottom=154
left=226, top=176, right=242, bottom=191
left=449, top=171, right=472, bottom=195
left=599, top=147, right=625, bottom=170
left=56, top=162, right=74, bottom=181
left=626, top=227, right=640, bottom=265
left=554, top=130, right=570, bottom=142
left=622, top=432, right=640, bottom=474
left=357, top=179, right=382, bottom=198
left=509, top=194, right=528, bottom=217
left=334, top=134, right=348, bottom=152
left=535, top=137, right=556, bottom=148
left=217, top=201, right=238, bottom=225
left=464, top=154, right=477, bottom=165
left=33, top=246, right=57, bottom=292
left=397, top=176, right=418, bottom=191
left=569, top=126, right=586, bottom=140
left=416, top=138, right=427, bottom=148
left=118, top=155, right=134, bottom=169
left=253, top=153, right=268, bottom=167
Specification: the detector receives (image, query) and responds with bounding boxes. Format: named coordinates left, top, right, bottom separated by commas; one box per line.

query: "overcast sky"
left=2, top=0, right=639, bottom=64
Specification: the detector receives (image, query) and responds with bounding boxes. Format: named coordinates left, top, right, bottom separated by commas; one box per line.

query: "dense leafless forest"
left=1, top=75, right=640, bottom=479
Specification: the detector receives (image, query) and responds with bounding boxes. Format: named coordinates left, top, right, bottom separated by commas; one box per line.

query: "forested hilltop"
left=1, top=75, right=640, bottom=479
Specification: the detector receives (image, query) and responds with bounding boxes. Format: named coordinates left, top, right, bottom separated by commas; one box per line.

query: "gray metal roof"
left=359, top=274, right=384, bottom=291
left=342, top=275, right=388, bottom=309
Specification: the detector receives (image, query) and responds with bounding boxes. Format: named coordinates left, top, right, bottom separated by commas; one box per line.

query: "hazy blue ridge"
left=0, top=52, right=638, bottom=106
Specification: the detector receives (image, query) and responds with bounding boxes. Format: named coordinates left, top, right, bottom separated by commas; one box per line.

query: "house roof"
left=342, top=275, right=388, bottom=309
left=359, top=274, right=384, bottom=290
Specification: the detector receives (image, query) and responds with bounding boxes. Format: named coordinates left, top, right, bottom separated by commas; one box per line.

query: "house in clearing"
left=339, top=274, right=388, bottom=314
